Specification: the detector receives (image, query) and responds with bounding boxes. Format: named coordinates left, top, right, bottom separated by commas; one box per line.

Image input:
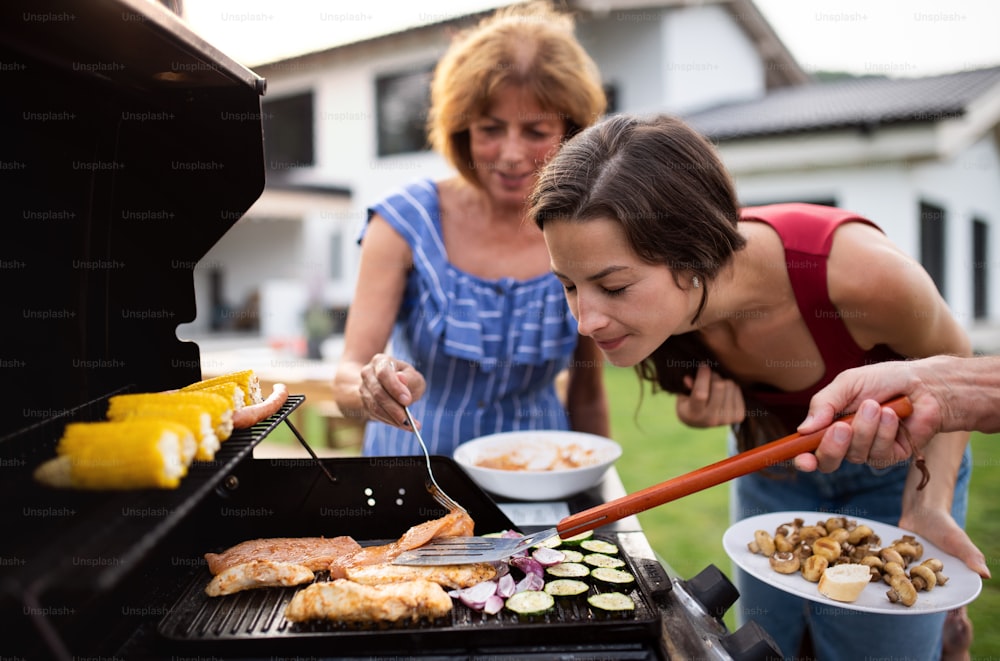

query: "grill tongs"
left=394, top=396, right=912, bottom=565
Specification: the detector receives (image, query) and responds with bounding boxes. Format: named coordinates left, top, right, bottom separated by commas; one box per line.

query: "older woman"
left=530, top=113, right=975, bottom=661
left=333, top=1, right=609, bottom=456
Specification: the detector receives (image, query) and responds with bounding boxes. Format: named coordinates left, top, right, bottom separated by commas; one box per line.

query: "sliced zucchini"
left=590, top=567, right=636, bottom=587
left=587, top=591, right=636, bottom=618
left=558, top=549, right=584, bottom=563
left=533, top=535, right=563, bottom=549
left=544, top=578, right=590, bottom=599
left=505, top=590, right=555, bottom=617
left=545, top=562, right=591, bottom=579
left=580, top=539, right=619, bottom=555
left=558, top=530, right=595, bottom=546
left=583, top=552, right=626, bottom=569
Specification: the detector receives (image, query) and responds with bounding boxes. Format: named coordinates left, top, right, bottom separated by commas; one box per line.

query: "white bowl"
left=453, top=430, right=622, bottom=501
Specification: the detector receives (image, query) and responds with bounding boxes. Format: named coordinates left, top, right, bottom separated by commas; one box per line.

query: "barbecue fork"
left=404, top=405, right=467, bottom=514
left=393, top=395, right=913, bottom=565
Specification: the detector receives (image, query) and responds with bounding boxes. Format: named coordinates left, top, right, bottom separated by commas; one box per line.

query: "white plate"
left=723, top=510, right=982, bottom=615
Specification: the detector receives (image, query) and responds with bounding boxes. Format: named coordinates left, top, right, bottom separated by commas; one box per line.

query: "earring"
left=692, top=276, right=701, bottom=289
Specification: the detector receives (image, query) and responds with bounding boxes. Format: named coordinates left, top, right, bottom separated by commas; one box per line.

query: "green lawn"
left=604, top=364, right=999, bottom=657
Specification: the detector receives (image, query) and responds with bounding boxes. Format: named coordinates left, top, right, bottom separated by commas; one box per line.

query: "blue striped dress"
left=360, top=178, right=579, bottom=457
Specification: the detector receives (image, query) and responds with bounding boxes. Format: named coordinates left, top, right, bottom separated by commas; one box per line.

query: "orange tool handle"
left=556, top=395, right=913, bottom=539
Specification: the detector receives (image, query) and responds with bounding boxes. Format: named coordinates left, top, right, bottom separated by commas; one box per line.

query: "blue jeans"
left=730, top=442, right=972, bottom=661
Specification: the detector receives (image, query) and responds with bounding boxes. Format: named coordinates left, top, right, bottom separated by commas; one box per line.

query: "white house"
left=181, top=0, right=1000, bottom=353
left=685, top=68, right=1000, bottom=350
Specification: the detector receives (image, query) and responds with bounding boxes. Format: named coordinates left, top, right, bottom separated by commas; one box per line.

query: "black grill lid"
left=1, top=0, right=266, bottom=437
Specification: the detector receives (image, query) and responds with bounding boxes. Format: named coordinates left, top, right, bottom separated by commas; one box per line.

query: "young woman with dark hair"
left=530, top=113, right=977, bottom=661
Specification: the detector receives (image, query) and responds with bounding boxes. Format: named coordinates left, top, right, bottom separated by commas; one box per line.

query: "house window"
left=262, top=91, right=315, bottom=170
left=376, top=66, right=433, bottom=157
left=973, top=218, right=989, bottom=319
left=919, top=201, right=946, bottom=296
left=603, top=83, right=619, bottom=115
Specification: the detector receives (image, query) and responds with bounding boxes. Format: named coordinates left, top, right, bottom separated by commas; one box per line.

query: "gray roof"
left=684, top=66, right=1000, bottom=141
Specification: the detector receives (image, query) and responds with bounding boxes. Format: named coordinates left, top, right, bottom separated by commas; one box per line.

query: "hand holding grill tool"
left=394, top=395, right=912, bottom=565
left=390, top=360, right=468, bottom=513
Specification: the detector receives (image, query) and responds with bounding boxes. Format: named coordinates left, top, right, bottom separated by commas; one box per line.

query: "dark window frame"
left=375, top=65, right=434, bottom=157
left=972, top=217, right=989, bottom=319
left=262, top=91, right=315, bottom=171
left=919, top=201, right=947, bottom=296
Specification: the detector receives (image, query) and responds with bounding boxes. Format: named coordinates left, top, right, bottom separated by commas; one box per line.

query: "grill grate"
left=159, top=534, right=663, bottom=650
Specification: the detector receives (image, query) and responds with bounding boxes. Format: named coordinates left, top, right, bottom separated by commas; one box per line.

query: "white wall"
left=730, top=134, right=1000, bottom=330
left=577, top=9, right=665, bottom=114
left=662, top=4, right=764, bottom=114
left=183, top=216, right=303, bottom=337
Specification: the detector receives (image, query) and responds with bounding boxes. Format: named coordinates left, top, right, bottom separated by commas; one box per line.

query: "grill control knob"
left=681, top=564, right=739, bottom=620
left=721, top=619, right=784, bottom=661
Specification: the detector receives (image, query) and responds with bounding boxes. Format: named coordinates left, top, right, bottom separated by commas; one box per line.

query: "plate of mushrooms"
left=723, top=511, right=982, bottom=614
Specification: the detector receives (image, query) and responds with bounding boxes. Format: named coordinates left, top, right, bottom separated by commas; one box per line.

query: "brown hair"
left=530, top=114, right=783, bottom=450
left=427, top=1, right=606, bottom=186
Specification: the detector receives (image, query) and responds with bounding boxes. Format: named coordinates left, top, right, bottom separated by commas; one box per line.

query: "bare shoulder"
left=826, top=221, right=962, bottom=353
left=363, top=212, right=413, bottom=268
left=827, top=221, right=925, bottom=304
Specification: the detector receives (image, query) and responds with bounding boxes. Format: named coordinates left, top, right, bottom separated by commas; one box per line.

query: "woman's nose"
left=499, top=132, right=526, bottom=163
left=573, top=293, right=607, bottom=337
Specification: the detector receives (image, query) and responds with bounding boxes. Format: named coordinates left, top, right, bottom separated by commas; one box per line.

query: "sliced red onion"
left=515, top=572, right=544, bottom=593
left=482, top=594, right=505, bottom=615
left=531, top=547, right=566, bottom=566
left=500, top=529, right=523, bottom=539
left=496, top=572, right=517, bottom=598
left=509, top=555, right=544, bottom=577
left=455, top=579, right=498, bottom=609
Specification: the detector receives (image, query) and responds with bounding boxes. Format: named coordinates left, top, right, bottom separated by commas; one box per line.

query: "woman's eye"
left=604, top=286, right=627, bottom=297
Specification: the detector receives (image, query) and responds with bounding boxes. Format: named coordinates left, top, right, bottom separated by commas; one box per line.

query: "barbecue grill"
left=1, top=1, right=781, bottom=658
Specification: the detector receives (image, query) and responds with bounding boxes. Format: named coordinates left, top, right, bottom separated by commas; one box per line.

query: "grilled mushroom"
left=769, top=551, right=801, bottom=574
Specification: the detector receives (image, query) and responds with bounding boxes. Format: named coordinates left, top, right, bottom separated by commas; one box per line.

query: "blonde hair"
left=427, top=1, right=606, bottom=186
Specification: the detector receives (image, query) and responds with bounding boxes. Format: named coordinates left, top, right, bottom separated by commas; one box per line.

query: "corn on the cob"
left=108, top=391, right=234, bottom=442
left=34, top=419, right=190, bottom=489
left=181, top=370, right=262, bottom=406
left=187, top=382, right=245, bottom=411
left=107, top=402, right=220, bottom=461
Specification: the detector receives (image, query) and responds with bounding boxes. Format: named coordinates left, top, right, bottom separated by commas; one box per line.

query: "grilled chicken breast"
left=329, top=510, right=475, bottom=578
left=284, top=578, right=452, bottom=623
left=205, top=559, right=314, bottom=597
left=204, top=535, right=361, bottom=575
left=343, top=562, right=497, bottom=589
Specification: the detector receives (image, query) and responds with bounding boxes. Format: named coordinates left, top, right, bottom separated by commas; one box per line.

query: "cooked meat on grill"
left=232, top=383, right=289, bottom=429
left=284, top=578, right=452, bottom=623
left=342, top=562, right=497, bottom=589
left=204, top=535, right=362, bottom=575
left=329, top=509, right=475, bottom=578
left=205, top=559, right=315, bottom=596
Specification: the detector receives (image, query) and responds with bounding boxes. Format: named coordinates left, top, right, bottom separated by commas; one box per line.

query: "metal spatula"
left=394, top=395, right=912, bottom=565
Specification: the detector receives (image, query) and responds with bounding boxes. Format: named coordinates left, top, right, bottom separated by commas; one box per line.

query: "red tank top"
left=738, top=203, right=903, bottom=433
